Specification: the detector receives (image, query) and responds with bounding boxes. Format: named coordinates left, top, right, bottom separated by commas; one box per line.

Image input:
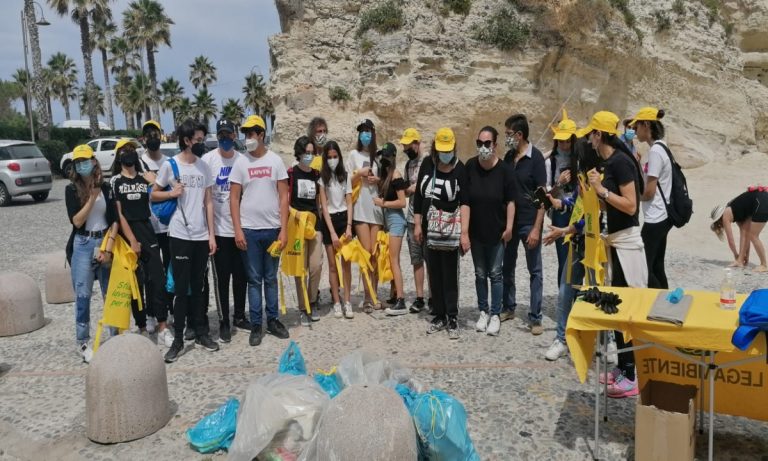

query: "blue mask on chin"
left=75, top=161, right=94, bottom=176
left=359, top=131, right=372, bottom=147
left=438, top=152, right=454, bottom=164
left=301, top=154, right=314, bottom=166
left=218, top=138, right=234, bottom=151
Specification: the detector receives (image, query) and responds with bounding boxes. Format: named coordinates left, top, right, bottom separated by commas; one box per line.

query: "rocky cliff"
left=268, top=0, right=768, bottom=168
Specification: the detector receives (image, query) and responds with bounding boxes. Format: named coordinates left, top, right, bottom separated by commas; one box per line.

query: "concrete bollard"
left=86, top=334, right=171, bottom=443
left=44, top=252, right=75, bottom=304
left=0, top=272, right=45, bottom=337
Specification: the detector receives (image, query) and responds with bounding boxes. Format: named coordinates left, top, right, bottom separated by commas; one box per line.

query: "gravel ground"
left=0, top=178, right=767, bottom=460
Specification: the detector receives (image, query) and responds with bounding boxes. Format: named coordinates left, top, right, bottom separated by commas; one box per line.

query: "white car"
left=60, top=137, right=145, bottom=177
left=59, top=120, right=111, bottom=130
left=159, top=142, right=179, bottom=158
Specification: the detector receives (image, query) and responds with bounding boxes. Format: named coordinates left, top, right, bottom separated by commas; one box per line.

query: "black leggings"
left=211, top=236, right=247, bottom=324
left=170, top=238, right=209, bottom=338
left=129, top=221, right=168, bottom=323
left=611, top=247, right=635, bottom=381
left=641, top=219, right=672, bottom=289
left=426, top=248, right=460, bottom=319
left=156, top=232, right=175, bottom=316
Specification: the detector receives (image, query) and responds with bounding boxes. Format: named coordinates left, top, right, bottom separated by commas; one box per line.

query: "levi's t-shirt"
left=229, top=150, right=288, bottom=230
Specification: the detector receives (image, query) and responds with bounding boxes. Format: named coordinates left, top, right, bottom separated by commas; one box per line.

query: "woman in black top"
left=111, top=140, right=174, bottom=346
left=290, top=136, right=324, bottom=324
left=373, top=143, right=409, bottom=314
left=413, top=128, right=470, bottom=339
left=711, top=189, right=768, bottom=272
left=65, top=144, right=118, bottom=363
left=586, top=111, right=646, bottom=398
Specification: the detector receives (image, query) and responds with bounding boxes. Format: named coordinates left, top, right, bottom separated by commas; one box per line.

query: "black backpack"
left=654, top=141, right=693, bottom=228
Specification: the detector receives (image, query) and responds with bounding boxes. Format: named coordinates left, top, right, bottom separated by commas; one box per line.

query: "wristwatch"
left=600, top=189, right=610, bottom=200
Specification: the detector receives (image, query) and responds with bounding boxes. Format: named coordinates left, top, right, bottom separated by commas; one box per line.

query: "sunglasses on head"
left=476, top=140, right=493, bottom=148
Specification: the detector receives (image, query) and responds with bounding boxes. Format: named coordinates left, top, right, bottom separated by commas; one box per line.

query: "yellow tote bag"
left=375, top=231, right=393, bottom=284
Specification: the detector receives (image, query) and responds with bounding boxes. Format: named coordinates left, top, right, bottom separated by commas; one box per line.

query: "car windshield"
left=0, top=144, right=45, bottom=160
left=160, top=148, right=178, bottom=157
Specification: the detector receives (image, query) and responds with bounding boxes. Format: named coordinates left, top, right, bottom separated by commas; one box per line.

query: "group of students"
left=64, top=107, right=768, bottom=393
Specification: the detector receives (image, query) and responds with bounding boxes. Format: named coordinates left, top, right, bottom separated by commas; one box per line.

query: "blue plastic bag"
left=397, top=386, right=481, bottom=461
left=314, top=368, right=343, bottom=398
left=186, top=398, right=239, bottom=454
left=278, top=340, right=307, bottom=375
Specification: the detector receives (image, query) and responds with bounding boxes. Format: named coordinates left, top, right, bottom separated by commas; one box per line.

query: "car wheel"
left=0, top=183, right=11, bottom=207
left=62, top=160, right=73, bottom=178
left=31, top=191, right=49, bottom=202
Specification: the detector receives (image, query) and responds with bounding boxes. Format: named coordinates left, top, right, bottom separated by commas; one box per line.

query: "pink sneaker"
left=598, top=367, right=621, bottom=385
left=607, top=374, right=638, bottom=398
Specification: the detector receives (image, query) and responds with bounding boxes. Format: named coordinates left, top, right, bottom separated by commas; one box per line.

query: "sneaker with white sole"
left=300, top=312, right=311, bottom=327
left=447, top=316, right=460, bottom=340
left=333, top=303, right=343, bottom=318
left=157, top=328, right=175, bottom=348
left=607, top=339, right=618, bottom=364
left=146, top=316, right=158, bottom=334
left=545, top=338, right=568, bottom=361
left=475, top=311, right=489, bottom=332
left=78, top=341, right=93, bottom=363
left=607, top=373, right=638, bottom=398
left=599, top=367, right=622, bottom=385
left=486, top=315, right=501, bottom=336
left=344, top=302, right=354, bottom=319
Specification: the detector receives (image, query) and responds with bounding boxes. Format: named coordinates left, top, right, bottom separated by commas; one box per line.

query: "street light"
left=21, top=1, right=50, bottom=143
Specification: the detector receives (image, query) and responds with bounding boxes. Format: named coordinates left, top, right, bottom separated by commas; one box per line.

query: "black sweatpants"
left=170, top=237, right=209, bottom=338
left=156, top=232, right=175, bottom=317
left=610, top=247, right=635, bottom=381
left=211, top=235, right=247, bottom=324
left=426, top=248, right=460, bottom=319
left=129, top=220, right=169, bottom=322
left=641, top=218, right=672, bottom=289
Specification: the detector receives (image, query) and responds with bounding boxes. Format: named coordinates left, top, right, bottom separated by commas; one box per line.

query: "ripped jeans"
left=70, top=234, right=111, bottom=342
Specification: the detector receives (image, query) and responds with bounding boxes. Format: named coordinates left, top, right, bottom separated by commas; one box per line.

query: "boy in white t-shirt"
left=152, top=119, right=219, bottom=363
left=229, top=115, right=290, bottom=347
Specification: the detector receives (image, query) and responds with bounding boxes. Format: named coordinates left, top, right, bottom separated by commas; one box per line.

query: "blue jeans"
left=551, top=209, right=572, bottom=287
left=502, top=224, right=543, bottom=324
left=471, top=240, right=504, bottom=315
left=241, top=228, right=280, bottom=327
left=70, top=234, right=110, bottom=342
left=556, top=242, right=589, bottom=342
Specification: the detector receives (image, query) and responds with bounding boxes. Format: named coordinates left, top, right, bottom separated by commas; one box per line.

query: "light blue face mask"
left=624, top=128, right=636, bottom=142
left=301, top=153, right=314, bottom=166
left=75, top=160, right=94, bottom=176
left=359, top=131, right=372, bottom=147
left=438, top=152, right=454, bottom=164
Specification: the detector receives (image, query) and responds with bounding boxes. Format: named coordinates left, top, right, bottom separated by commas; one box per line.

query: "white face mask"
left=478, top=146, right=493, bottom=161
left=245, top=137, right=259, bottom=152
left=327, top=158, right=339, bottom=170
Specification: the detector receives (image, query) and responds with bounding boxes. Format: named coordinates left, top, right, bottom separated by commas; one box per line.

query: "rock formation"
left=269, top=0, right=768, bottom=168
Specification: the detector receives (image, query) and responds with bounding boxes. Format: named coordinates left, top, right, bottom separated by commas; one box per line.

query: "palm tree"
left=189, top=56, right=217, bottom=90
left=79, top=83, right=105, bottom=116
left=48, top=0, right=112, bottom=137
left=243, top=71, right=268, bottom=118
left=40, top=67, right=54, bottom=122
left=11, top=69, right=32, bottom=123
left=123, top=0, right=173, bottom=121
left=47, top=52, right=79, bottom=120
left=109, top=35, right=140, bottom=129
left=24, top=0, right=52, bottom=140
left=159, top=77, right=183, bottom=130
left=175, top=97, right=193, bottom=126
left=90, top=15, right=116, bottom=129
left=127, top=72, right=152, bottom=127
left=193, top=87, right=216, bottom=127
left=220, top=98, right=245, bottom=129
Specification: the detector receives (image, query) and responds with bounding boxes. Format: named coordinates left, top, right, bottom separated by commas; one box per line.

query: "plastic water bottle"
left=720, top=268, right=736, bottom=310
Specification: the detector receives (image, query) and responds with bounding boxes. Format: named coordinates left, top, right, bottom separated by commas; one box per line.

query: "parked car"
left=0, top=140, right=53, bottom=206
left=60, top=137, right=145, bottom=177
left=59, top=119, right=111, bottom=130
left=159, top=143, right=179, bottom=158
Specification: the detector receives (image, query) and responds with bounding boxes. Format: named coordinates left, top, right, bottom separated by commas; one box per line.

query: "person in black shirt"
left=413, top=128, right=470, bottom=339
left=501, top=114, right=546, bottom=335
left=466, top=126, right=516, bottom=337
left=111, top=139, right=174, bottom=347
left=710, top=189, right=768, bottom=272
left=289, top=136, right=324, bottom=324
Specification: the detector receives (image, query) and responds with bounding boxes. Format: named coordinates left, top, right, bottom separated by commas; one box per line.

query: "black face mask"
left=120, top=151, right=139, bottom=167
left=404, top=148, right=417, bottom=160
left=191, top=142, right=206, bottom=157
left=146, top=138, right=161, bottom=151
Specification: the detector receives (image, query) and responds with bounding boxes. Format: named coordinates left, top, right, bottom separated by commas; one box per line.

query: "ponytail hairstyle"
left=320, top=140, right=347, bottom=185
left=648, top=109, right=666, bottom=141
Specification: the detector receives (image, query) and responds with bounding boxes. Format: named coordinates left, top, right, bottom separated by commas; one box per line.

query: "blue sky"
left=0, top=0, right=281, bottom=131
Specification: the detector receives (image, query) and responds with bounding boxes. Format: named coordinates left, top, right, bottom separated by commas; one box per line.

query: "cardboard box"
left=635, top=380, right=697, bottom=461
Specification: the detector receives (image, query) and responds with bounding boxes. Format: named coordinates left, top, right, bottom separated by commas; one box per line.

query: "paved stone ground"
left=1, top=180, right=767, bottom=460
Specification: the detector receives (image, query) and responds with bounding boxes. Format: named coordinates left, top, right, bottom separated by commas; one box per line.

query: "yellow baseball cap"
left=576, top=111, right=620, bottom=138
left=552, top=109, right=578, bottom=141
left=400, top=128, right=421, bottom=145
left=241, top=115, right=266, bottom=131
left=142, top=120, right=161, bottom=132
left=72, top=144, right=94, bottom=161
left=115, top=138, right=140, bottom=152
left=434, top=127, right=456, bottom=152
left=629, top=106, right=661, bottom=126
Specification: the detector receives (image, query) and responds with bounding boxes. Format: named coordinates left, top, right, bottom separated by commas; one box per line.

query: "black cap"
left=216, top=118, right=235, bottom=134
left=377, top=142, right=396, bottom=158
left=356, top=118, right=375, bottom=132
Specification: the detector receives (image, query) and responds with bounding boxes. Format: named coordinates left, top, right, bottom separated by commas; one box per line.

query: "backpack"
left=150, top=157, right=181, bottom=225
left=654, top=142, right=693, bottom=228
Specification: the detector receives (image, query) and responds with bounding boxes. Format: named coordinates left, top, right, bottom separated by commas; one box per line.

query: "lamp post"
left=20, top=2, right=50, bottom=143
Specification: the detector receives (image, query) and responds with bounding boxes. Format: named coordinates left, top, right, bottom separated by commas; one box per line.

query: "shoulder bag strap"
left=168, top=158, right=189, bottom=228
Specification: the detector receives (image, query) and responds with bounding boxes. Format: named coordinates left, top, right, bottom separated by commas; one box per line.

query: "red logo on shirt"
left=248, top=167, right=272, bottom=179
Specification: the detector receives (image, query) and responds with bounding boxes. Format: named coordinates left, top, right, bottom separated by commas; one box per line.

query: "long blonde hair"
left=70, top=159, right=103, bottom=206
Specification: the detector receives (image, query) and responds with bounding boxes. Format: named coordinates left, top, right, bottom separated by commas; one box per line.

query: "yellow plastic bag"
left=338, top=236, right=378, bottom=306
left=279, top=208, right=318, bottom=314
left=309, top=155, right=323, bottom=172
left=351, top=171, right=362, bottom=204
left=375, top=231, right=393, bottom=284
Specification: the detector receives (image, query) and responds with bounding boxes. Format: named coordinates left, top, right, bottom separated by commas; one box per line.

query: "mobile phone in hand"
left=534, top=186, right=553, bottom=210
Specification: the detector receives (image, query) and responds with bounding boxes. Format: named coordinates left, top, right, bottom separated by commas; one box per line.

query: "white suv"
left=60, top=137, right=145, bottom=177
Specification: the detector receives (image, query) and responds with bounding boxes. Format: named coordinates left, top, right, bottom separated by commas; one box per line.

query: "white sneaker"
left=333, top=303, right=343, bottom=318
left=486, top=315, right=501, bottom=336
left=146, top=316, right=158, bottom=334
left=344, top=302, right=354, bottom=319
left=607, top=340, right=618, bottom=364
left=545, top=339, right=569, bottom=361
left=475, top=311, right=489, bottom=332
left=157, top=328, right=175, bottom=348
left=79, top=342, right=93, bottom=363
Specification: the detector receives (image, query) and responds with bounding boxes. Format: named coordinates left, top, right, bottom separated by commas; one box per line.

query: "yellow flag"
left=581, top=175, right=607, bottom=285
